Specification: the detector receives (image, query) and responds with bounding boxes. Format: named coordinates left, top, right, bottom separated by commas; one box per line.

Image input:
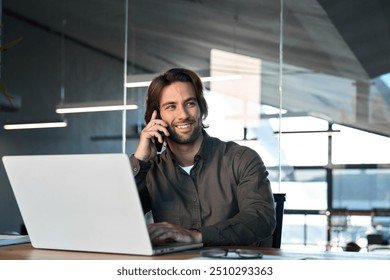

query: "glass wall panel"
left=306, top=215, right=328, bottom=247
left=270, top=169, right=327, bottom=210
left=332, top=124, right=390, bottom=164
left=269, top=117, right=329, bottom=166
left=206, top=48, right=262, bottom=142
left=330, top=215, right=372, bottom=249
left=5, top=0, right=390, bottom=247
left=282, top=214, right=305, bottom=246
left=333, top=169, right=390, bottom=210
left=282, top=214, right=327, bottom=249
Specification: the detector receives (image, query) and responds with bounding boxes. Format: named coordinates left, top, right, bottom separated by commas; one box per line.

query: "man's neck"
left=167, top=133, right=204, bottom=167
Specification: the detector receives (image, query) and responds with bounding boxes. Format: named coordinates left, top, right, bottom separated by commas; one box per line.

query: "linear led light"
left=125, top=75, right=242, bottom=88
left=273, top=129, right=341, bottom=135
left=4, top=121, right=67, bottom=130
left=56, top=101, right=138, bottom=114
left=125, top=81, right=151, bottom=88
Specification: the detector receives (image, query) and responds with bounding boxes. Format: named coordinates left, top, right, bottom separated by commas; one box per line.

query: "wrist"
left=190, top=228, right=202, bottom=243
left=134, top=152, right=150, bottom=162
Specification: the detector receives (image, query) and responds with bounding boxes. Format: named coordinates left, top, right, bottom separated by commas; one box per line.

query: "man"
left=130, top=68, right=276, bottom=246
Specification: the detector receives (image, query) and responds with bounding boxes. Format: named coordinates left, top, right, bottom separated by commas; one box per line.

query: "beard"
left=167, top=119, right=202, bottom=145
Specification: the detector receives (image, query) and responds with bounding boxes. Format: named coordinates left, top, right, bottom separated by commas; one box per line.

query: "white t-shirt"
left=179, top=165, right=193, bottom=175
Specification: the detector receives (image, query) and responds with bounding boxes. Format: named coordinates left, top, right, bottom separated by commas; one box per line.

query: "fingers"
left=147, top=123, right=168, bottom=138
left=134, top=111, right=169, bottom=161
left=146, top=111, right=169, bottom=137
left=150, top=110, right=158, bottom=121
left=148, top=222, right=198, bottom=244
left=149, top=111, right=168, bottom=128
left=148, top=222, right=174, bottom=240
left=143, top=113, right=169, bottom=145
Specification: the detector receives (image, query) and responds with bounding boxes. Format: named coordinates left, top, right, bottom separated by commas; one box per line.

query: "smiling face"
left=159, top=81, right=203, bottom=145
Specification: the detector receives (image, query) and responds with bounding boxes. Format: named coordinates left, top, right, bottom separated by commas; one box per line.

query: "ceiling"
left=3, top=0, right=390, bottom=135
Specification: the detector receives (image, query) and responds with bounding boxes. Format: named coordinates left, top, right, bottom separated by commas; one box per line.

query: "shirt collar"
left=163, top=129, right=213, bottom=164
left=195, top=129, right=213, bottom=162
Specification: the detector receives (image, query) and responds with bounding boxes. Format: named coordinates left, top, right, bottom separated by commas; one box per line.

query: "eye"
left=186, top=101, right=197, bottom=107
left=165, top=104, right=176, bottom=110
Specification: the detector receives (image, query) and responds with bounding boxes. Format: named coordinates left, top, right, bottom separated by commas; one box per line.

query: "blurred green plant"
left=0, top=36, right=23, bottom=105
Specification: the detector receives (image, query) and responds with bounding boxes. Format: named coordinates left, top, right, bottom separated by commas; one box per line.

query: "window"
left=269, top=116, right=329, bottom=166
left=332, top=124, right=390, bottom=164
left=270, top=169, right=327, bottom=210
left=282, top=214, right=327, bottom=248
left=333, top=169, right=390, bottom=210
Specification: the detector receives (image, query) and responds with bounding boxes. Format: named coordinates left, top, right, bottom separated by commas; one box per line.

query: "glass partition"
left=122, top=0, right=390, bottom=250
left=333, top=169, right=390, bottom=210
left=1, top=0, right=389, bottom=248
left=332, top=124, right=390, bottom=164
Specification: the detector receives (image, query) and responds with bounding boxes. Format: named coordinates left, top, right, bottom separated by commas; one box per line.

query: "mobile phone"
left=154, top=111, right=165, bottom=153
left=154, top=131, right=165, bottom=153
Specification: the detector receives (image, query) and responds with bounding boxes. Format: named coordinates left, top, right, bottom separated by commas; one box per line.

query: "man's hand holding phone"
left=134, top=110, right=169, bottom=162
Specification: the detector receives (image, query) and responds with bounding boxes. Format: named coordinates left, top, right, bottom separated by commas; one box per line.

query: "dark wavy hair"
left=144, top=68, right=208, bottom=127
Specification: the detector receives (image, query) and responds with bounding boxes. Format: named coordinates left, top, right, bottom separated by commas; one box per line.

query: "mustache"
left=172, top=117, right=195, bottom=126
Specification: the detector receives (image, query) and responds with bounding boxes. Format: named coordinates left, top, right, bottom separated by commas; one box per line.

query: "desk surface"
left=1, top=243, right=389, bottom=260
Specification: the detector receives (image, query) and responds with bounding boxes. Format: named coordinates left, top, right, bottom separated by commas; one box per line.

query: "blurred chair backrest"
left=272, top=193, right=286, bottom=248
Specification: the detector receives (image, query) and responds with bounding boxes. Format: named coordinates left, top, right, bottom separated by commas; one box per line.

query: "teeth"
left=177, top=124, right=190, bottom=128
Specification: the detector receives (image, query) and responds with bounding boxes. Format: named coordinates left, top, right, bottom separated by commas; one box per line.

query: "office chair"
left=272, top=193, right=286, bottom=248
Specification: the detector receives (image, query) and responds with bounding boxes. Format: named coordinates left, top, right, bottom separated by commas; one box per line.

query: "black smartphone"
left=154, top=111, right=165, bottom=153
left=154, top=131, right=165, bottom=153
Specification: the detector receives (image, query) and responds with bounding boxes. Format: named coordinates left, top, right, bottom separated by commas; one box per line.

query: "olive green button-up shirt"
left=130, top=130, right=276, bottom=246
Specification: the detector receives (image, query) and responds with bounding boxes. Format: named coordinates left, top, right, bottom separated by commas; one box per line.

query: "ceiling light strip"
left=4, top=121, right=67, bottom=130
left=56, top=104, right=138, bottom=114
left=125, top=81, right=151, bottom=88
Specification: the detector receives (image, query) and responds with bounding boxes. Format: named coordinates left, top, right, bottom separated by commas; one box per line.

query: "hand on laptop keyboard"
left=148, top=222, right=202, bottom=245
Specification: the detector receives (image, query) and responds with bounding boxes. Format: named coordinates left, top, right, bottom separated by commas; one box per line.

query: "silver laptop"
left=2, top=153, right=203, bottom=256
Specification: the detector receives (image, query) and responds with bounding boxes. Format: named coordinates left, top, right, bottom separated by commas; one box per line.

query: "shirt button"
left=133, top=167, right=138, bottom=172
left=192, top=197, right=197, bottom=202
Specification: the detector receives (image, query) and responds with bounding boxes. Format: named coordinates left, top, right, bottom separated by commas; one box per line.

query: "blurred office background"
left=1, top=0, right=389, bottom=252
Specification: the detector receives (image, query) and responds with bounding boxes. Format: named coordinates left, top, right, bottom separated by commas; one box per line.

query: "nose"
left=177, top=104, right=189, bottom=120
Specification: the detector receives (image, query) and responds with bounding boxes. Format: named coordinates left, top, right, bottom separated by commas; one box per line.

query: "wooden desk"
left=1, top=243, right=389, bottom=260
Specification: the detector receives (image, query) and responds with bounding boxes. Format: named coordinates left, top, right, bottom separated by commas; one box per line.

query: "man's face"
left=159, top=82, right=202, bottom=144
